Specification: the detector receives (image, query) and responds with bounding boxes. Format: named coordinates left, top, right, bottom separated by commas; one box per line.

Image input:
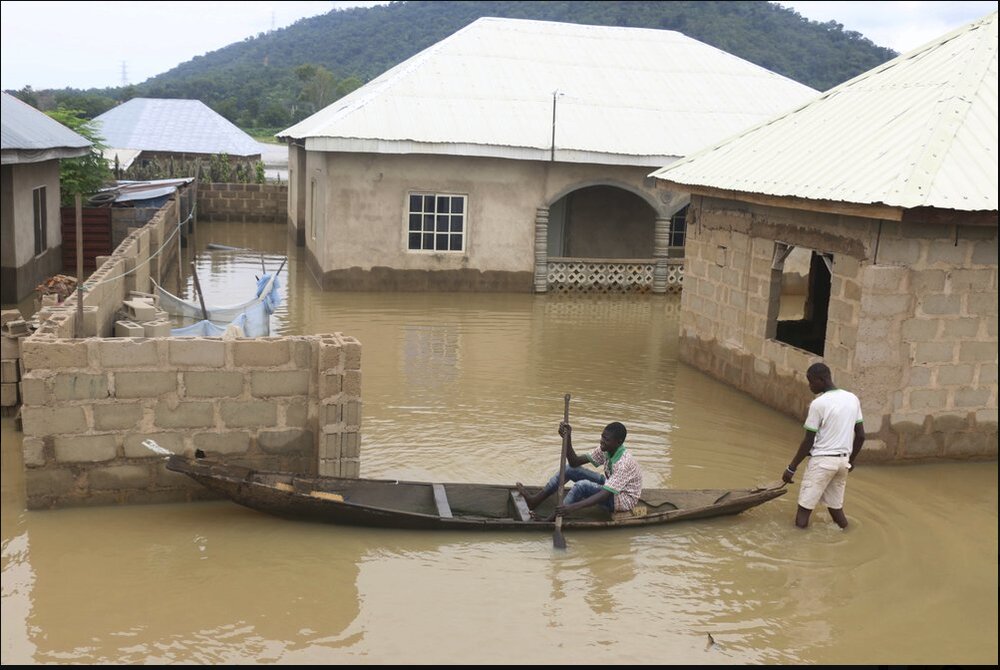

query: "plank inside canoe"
left=432, top=483, right=453, bottom=518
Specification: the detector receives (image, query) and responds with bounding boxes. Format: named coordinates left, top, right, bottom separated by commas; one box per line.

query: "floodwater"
left=2, top=221, right=997, bottom=665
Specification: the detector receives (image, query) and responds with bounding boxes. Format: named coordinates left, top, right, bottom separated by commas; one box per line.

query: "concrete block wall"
left=874, top=221, right=998, bottom=460
left=18, top=332, right=361, bottom=509
left=678, top=196, right=997, bottom=463
left=16, top=187, right=364, bottom=509
left=198, top=183, right=287, bottom=224
left=30, top=205, right=171, bottom=341
left=111, top=207, right=163, bottom=249
left=1, top=311, right=26, bottom=414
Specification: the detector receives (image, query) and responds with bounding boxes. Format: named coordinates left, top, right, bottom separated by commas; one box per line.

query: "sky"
left=1, top=1, right=997, bottom=91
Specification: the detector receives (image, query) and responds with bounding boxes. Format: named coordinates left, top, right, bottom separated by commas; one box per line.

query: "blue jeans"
left=541, top=467, right=615, bottom=512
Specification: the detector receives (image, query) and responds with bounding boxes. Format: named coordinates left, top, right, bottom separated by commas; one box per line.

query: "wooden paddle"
left=553, top=393, right=571, bottom=550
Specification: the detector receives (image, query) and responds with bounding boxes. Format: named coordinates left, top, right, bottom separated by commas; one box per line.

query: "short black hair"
left=604, top=422, right=627, bottom=444
left=807, top=362, right=831, bottom=379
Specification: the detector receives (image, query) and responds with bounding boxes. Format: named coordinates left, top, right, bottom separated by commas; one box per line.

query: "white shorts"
left=797, top=455, right=850, bottom=510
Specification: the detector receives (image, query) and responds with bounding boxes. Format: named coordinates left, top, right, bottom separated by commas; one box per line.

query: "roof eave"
left=654, top=180, right=998, bottom=226
left=1, top=145, right=90, bottom=165
left=300, top=136, right=678, bottom=167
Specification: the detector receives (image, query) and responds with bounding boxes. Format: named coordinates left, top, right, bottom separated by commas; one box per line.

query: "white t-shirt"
left=804, top=388, right=863, bottom=456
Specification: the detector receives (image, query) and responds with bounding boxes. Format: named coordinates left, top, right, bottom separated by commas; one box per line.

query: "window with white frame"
left=407, top=193, right=466, bottom=252
left=33, top=186, right=47, bottom=256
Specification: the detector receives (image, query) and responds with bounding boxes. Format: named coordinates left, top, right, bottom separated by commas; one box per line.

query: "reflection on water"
left=2, top=221, right=996, bottom=664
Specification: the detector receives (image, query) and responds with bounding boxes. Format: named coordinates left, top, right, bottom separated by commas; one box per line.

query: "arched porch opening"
left=547, top=185, right=657, bottom=258
left=533, top=184, right=686, bottom=294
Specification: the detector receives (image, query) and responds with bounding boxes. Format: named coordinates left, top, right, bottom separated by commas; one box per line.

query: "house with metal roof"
left=1, top=92, right=91, bottom=304
left=93, top=98, right=261, bottom=173
left=650, top=11, right=998, bottom=463
left=278, top=17, right=817, bottom=292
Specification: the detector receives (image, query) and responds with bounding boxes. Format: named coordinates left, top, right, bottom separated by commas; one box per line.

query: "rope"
left=82, top=205, right=196, bottom=290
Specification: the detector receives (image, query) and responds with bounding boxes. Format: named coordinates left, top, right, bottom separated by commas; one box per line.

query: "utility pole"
left=550, top=90, right=559, bottom=162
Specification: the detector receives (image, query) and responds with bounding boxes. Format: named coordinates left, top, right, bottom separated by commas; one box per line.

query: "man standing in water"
left=516, top=421, right=642, bottom=521
left=782, top=362, right=865, bottom=529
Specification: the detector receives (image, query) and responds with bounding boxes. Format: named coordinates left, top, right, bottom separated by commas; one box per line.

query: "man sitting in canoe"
left=516, top=421, right=643, bottom=521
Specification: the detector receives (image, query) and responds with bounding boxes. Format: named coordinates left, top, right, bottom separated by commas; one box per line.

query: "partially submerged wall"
left=198, top=182, right=287, bottom=223
left=679, top=196, right=997, bottom=463
left=17, top=187, right=362, bottom=509
left=19, top=333, right=360, bottom=509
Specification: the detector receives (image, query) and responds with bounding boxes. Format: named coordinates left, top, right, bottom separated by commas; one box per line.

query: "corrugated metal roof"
left=1, top=92, right=91, bottom=164
left=94, top=98, right=262, bottom=157
left=650, top=11, right=998, bottom=213
left=280, top=17, right=818, bottom=167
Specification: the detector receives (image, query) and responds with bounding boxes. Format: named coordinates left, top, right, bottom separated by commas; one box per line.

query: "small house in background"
left=279, top=17, right=818, bottom=293
left=1, top=92, right=91, bottom=304
left=651, top=11, right=998, bottom=462
left=93, top=98, right=261, bottom=179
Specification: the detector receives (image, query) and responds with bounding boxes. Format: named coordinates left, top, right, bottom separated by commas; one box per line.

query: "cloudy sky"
left=1, top=1, right=996, bottom=91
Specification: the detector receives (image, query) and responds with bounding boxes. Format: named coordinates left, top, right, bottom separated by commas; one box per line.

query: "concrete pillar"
left=652, top=216, right=672, bottom=294
left=533, top=207, right=550, bottom=293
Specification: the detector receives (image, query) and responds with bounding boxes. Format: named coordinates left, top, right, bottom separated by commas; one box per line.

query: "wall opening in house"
left=767, top=244, right=831, bottom=356
left=309, top=178, right=317, bottom=241
left=546, top=185, right=655, bottom=258
left=33, top=185, right=47, bottom=256
left=668, top=205, right=688, bottom=258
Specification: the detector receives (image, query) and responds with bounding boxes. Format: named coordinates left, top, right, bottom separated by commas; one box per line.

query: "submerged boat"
left=166, top=454, right=787, bottom=531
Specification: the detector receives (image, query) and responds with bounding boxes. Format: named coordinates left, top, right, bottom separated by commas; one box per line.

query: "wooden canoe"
left=166, top=454, right=787, bottom=531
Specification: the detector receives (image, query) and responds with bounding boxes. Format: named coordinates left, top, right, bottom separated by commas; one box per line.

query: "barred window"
left=669, top=205, right=688, bottom=248
left=407, top=193, right=466, bottom=252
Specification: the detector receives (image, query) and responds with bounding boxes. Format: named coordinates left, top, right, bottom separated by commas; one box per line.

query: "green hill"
left=11, top=1, right=896, bottom=128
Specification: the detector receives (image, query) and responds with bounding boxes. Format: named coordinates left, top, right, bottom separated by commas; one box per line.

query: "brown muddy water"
left=2, top=221, right=997, bottom=664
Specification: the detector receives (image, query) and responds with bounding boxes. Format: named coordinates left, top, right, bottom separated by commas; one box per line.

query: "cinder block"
left=1, top=359, right=19, bottom=383
left=142, top=320, right=172, bottom=337
left=2, top=320, right=29, bottom=337
left=54, top=434, right=118, bottom=462
left=128, top=290, right=159, bottom=307
left=115, top=320, right=146, bottom=338
left=1, top=334, right=21, bottom=359
left=1, top=310, right=23, bottom=326
left=0, top=382, right=18, bottom=406
left=122, top=299, right=157, bottom=322
left=79, top=306, right=99, bottom=338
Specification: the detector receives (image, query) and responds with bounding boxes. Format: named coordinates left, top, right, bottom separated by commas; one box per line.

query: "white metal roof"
left=94, top=98, right=262, bottom=158
left=650, top=11, right=999, bottom=213
left=279, top=17, right=818, bottom=167
left=1, top=92, right=90, bottom=165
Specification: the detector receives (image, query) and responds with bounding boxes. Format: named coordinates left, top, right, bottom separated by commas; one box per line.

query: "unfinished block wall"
left=198, top=183, right=287, bottom=223
left=679, top=196, right=997, bottom=463
left=18, top=333, right=361, bottom=509
left=16, top=186, right=363, bottom=509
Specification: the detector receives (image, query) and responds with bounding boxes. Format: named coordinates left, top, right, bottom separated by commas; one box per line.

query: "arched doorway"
left=547, top=185, right=657, bottom=258
left=536, top=185, right=686, bottom=294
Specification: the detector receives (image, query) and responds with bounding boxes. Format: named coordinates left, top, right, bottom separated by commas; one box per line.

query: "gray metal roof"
left=650, top=11, right=999, bottom=213
left=1, top=92, right=91, bottom=165
left=94, top=98, right=262, bottom=157
left=280, top=17, right=818, bottom=167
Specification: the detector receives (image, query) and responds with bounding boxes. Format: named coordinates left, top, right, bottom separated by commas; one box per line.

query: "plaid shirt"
left=589, top=444, right=643, bottom=511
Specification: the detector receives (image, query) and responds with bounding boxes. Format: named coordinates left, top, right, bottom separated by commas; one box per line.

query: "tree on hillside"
left=296, top=64, right=338, bottom=116
left=45, top=106, right=114, bottom=205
